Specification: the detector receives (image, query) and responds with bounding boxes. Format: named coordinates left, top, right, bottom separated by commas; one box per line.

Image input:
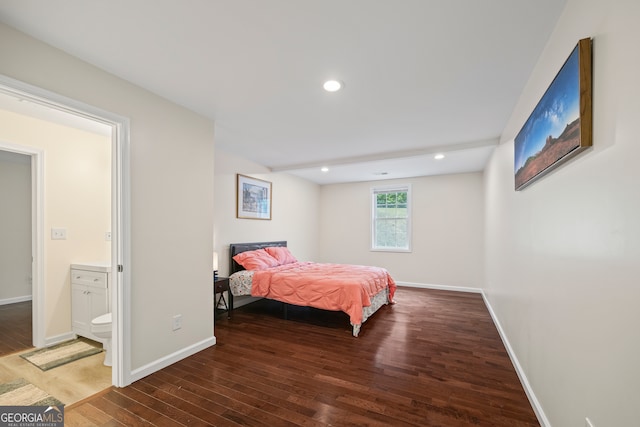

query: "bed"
left=228, top=241, right=396, bottom=337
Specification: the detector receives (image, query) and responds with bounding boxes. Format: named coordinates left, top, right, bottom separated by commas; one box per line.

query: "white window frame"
left=370, top=184, right=412, bottom=252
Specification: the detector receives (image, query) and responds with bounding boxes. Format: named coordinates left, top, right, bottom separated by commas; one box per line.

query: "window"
left=371, top=184, right=411, bottom=252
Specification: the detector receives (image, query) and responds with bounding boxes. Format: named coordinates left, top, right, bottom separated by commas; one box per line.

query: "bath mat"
left=20, top=339, right=102, bottom=371
left=0, top=378, right=63, bottom=406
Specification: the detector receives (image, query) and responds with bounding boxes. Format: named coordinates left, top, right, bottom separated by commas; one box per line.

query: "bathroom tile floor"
left=0, top=341, right=111, bottom=406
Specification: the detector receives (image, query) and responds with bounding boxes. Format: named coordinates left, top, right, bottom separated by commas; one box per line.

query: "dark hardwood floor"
left=0, top=300, right=32, bottom=356
left=66, top=288, right=539, bottom=426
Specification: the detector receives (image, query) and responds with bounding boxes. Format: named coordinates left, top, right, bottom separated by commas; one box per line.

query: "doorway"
left=0, top=142, right=113, bottom=404
left=0, top=150, right=32, bottom=355
left=0, top=76, right=130, bottom=387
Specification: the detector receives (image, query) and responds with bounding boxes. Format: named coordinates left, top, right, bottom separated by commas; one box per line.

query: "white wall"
left=0, top=109, right=111, bottom=337
left=214, top=149, right=320, bottom=305
left=0, top=23, right=215, bottom=372
left=485, top=0, right=640, bottom=426
left=0, top=150, right=31, bottom=302
left=320, top=173, right=484, bottom=289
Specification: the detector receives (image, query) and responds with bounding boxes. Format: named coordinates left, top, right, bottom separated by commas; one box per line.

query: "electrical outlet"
left=585, top=417, right=595, bottom=427
left=105, top=231, right=112, bottom=241
left=172, top=314, right=182, bottom=331
left=51, top=228, right=67, bottom=240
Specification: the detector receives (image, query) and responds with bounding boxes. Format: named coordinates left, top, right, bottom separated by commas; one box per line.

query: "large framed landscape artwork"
left=514, top=38, right=592, bottom=190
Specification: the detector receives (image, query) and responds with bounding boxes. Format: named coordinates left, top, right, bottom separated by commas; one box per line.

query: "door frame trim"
left=0, top=74, right=131, bottom=387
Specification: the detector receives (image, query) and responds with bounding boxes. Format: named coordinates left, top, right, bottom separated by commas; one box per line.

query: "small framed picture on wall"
left=236, top=174, right=272, bottom=220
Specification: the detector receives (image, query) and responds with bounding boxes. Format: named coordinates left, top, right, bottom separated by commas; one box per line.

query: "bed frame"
left=228, top=241, right=287, bottom=315
left=228, top=240, right=391, bottom=336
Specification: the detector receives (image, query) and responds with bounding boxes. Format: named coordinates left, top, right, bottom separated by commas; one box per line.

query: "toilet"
left=91, top=312, right=112, bottom=366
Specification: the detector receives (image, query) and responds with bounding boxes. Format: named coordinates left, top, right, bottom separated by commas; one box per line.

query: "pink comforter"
left=251, top=262, right=397, bottom=325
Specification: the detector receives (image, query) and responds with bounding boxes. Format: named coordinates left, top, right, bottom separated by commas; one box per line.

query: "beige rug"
left=0, top=378, right=63, bottom=406
left=20, top=339, right=102, bottom=371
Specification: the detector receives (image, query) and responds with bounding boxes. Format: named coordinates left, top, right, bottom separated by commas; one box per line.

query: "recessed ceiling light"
left=434, top=153, right=445, bottom=160
left=323, top=80, right=343, bottom=92
left=321, top=166, right=329, bottom=172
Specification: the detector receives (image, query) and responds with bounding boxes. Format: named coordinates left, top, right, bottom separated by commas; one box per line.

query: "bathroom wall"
left=0, top=108, right=111, bottom=339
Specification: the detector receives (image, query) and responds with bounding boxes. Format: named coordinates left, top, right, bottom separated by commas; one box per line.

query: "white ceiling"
left=0, top=0, right=566, bottom=184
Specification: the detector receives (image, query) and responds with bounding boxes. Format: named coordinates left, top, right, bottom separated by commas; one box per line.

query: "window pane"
left=372, top=188, right=410, bottom=251
left=386, top=193, right=396, bottom=204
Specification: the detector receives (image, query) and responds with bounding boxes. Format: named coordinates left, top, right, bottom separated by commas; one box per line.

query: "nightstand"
left=214, top=276, right=231, bottom=318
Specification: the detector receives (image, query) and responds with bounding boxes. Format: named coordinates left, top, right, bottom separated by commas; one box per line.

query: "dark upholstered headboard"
left=229, top=241, right=287, bottom=274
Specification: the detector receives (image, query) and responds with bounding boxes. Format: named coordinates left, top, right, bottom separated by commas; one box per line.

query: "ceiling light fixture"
left=323, top=80, right=343, bottom=92
left=321, top=166, right=329, bottom=172
left=434, top=153, right=445, bottom=160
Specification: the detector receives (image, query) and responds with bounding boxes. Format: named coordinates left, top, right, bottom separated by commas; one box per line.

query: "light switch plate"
left=51, top=228, right=67, bottom=240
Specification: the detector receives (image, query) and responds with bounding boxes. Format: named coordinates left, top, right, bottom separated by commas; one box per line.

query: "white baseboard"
left=481, top=292, right=550, bottom=427
left=129, top=336, right=216, bottom=383
left=396, top=281, right=482, bottom=294
left=0, top=295, right=32, bottom=306
left=44, top=331, right=77, bottom=347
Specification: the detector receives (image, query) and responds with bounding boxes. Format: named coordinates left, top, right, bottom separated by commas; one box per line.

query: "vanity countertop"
left=70, top=262, right=111, bottom=273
